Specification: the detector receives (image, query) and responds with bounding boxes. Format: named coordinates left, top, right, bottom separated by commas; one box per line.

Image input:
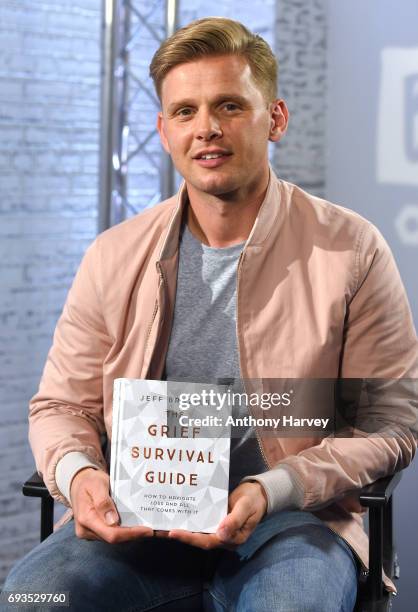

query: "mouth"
left=198, top=153, right=227, bottom=160
left=193, top=148, right=232, bottom=159
left=193, top=150, right=232, bottom=168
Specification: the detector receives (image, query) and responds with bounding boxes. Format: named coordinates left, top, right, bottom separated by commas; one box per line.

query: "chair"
left=22, top=471, right=401, bottom=611
left=22, top=471, right=54, bottom=542
left=355, top=471, right=401, bottom=611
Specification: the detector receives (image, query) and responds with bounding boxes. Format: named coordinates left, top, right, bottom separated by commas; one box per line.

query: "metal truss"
left=99, top=0, right=178, bottom=232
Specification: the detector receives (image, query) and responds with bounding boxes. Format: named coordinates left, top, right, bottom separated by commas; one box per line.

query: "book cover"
left=110, top=379, right=231, bottom=533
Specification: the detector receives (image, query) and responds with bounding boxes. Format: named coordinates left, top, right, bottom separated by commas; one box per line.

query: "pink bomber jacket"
left=29, top=171, right=418, bottom=590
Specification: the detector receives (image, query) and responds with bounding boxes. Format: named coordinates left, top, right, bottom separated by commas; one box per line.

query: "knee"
left=291, top=548, right=358, bottom=611
left=3, top=548, right=75, bottom=594
left=235, top=556, right=357, bottom=612
left=2, top=548, right=109, bottom=612
left=279, top=563, right=356, bottom=612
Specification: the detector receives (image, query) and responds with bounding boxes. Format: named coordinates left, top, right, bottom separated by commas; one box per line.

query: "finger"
left=91, top=522, right=154, bottom=543
left=78, top=500, right=153, bottom=543
left=93, top=490, right=121, bottom=527
left=75, top=521, right=154, bottom=544
left=217, top=498, right=253, bottom=541
left=73, top=474, right=154, bottom=542
left=168, top=529, right=222, bottom=550
left=74, top=470, right=120, bottom=528
left=74, top=522, right=106, bottom=542
left=222, top=521, right=256, bottom=546
left=154, top=530, right=170, bottom=538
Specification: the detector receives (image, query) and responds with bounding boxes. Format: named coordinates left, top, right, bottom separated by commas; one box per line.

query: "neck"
left=185, top=175, right=270, bottom=248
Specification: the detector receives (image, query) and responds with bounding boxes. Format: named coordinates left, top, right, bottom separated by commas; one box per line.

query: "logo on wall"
left=395, top=205, right=418, bottom=246
left=377, top=47, right=418, bottom=185
left=405, top=74, right=418, bottom=164
left=377, top=47, right=418, bottom=245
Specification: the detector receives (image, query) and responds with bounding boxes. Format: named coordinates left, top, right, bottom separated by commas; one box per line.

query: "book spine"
left=110, top=378, right=123, bottom=494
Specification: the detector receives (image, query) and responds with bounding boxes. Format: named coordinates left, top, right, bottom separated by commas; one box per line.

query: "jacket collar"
left=158, top=166, right=283, bottom=260
left=243, top=167, right=283, bottom=248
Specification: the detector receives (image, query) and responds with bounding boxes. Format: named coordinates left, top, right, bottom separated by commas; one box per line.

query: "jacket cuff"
left=241, top=466, right=305, bottom=514
left=55, top=451, right=102, bottom=504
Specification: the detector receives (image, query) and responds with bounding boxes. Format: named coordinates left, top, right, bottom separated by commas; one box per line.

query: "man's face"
left=157, top=54, right=287, bottom=201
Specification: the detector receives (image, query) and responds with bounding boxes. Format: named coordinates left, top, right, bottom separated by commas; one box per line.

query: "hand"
left=168, top=481, right=268, bottom=550
left=70, top=467, right=153, bottom=543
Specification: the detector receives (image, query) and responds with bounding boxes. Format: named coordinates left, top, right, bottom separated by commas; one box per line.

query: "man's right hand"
left=70, top=467, right=154, bottom=543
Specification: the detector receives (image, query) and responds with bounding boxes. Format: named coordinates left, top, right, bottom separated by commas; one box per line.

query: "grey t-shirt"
left=165, top=224, right=242, bottom=382
left=56, top=223, right=302, bottom=513
left=165, top=224, right=267, bottom=490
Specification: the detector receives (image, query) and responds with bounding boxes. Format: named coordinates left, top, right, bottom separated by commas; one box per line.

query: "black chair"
left=22, top=471, right=55, bottom=543
left=355, top=472, right=401, bottom=611
left=23, top=471, right=401, bottom=611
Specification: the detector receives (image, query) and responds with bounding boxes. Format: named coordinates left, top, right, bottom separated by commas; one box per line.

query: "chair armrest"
left=357, top=472, right=402, bottom=606
left=22, top=472, right=54, bottom=542
left=23, top=471, right=52, bottom=499
left=359, top=472, right=402, bottom=507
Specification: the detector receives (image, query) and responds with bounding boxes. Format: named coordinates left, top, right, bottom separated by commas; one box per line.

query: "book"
left=110, top=378, right=231, bottom=533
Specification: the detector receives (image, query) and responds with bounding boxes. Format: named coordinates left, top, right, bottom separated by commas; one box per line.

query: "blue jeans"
left=2, top=511, right=358, bottom=612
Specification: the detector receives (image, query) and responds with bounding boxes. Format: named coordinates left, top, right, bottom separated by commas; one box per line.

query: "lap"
left=208, top=511, right=359, bottom=612
left=2, top=512, right=358, bottom=612
left=2, top=519, right=211, bottom=612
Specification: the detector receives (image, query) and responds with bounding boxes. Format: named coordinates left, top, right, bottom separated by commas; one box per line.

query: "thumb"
left=103, top=505, right=119, bottom=526
left=97, top=493, right=119, bottom=526
left=89, top=477, right=120, bottom=526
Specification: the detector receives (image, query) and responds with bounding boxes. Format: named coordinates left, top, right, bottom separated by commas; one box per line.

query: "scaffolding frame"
left=99, top=0, right=178, bottom=233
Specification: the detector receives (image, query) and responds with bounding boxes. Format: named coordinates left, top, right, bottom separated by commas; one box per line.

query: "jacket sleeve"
left=277, top=221, right=418, bottom=511
left=29, top=239, right=110, bottom=507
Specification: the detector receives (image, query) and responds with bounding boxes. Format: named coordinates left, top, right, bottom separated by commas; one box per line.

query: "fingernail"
left=105, top=511, right=118, bottom=525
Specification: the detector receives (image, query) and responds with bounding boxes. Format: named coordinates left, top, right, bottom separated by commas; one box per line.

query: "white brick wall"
left=274, top=0, right=327, bottom=195
left=0, top=0, right=327, bottom=587
left=0, top=0, right=101, bottom=584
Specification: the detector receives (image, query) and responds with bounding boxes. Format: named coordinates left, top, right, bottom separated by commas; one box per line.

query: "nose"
left=195, top=109, right=222, bottom=141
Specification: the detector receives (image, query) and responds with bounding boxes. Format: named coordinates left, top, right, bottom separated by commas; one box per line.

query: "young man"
left=3, top=17, right=417, bottom=612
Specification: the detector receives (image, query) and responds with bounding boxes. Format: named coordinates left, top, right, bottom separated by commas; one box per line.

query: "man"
left=3, top=17, right=417, bottom=612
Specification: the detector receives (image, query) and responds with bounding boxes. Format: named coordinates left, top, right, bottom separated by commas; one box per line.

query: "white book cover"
left=110, top=379, right=231, bottom=533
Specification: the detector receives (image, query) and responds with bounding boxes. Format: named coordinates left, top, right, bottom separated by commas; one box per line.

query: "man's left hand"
left=168, top=481, right=268, bottom=550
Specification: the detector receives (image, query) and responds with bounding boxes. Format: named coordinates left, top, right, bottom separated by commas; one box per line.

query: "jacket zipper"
left=235, top=250, right=270, bottom=471
left=324, top=524, right=395, bottom=594
left=143, top=263, right=164, bottom=371
left=234, top=240, right=394, bottom=596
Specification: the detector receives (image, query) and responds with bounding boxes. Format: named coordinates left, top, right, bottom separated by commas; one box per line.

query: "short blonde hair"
left=150, top=17, right=278, bottom=103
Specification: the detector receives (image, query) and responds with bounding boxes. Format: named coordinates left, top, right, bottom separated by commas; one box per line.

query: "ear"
left=157, top=111, right=171, bottom=154
left=268, top=99, right=289, bottom=143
